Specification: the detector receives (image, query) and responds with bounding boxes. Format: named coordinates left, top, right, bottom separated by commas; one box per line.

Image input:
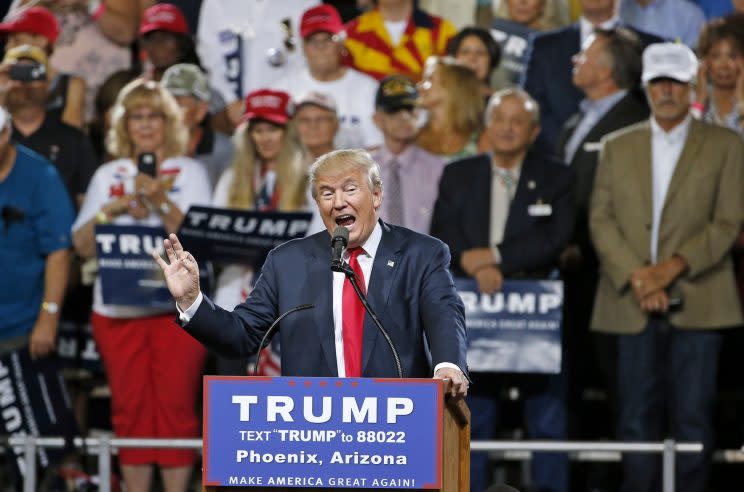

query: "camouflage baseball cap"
left=161, top=63, right=210, bottom=102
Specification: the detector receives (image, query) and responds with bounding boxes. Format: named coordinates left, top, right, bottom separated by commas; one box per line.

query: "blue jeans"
left=616, top=317, right=721, bottom=492
left=469, top=374, right=568, bottom=492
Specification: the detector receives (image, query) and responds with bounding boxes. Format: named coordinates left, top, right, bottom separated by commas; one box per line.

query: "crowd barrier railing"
left=3, top=436, right=706, bottom=492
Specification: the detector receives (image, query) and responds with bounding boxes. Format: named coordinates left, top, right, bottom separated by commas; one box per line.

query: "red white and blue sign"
left=203, top=377, right=443, bottom=488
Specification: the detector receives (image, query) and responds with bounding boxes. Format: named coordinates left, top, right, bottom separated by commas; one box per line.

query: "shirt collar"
left=579, top=14, right=619, bottom=44
left=579, top=89, right=628, bottom=115
left=650, top=114, right=692, bottom=144
left=491, top=154, right=523, bottom=180
left=378, top=143, right=416, bottom=168
left=351, top=220, right=383, bottom=259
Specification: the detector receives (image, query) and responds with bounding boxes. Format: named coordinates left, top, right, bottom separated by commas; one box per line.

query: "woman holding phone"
left=211, top=88, right=307, bottom=375
left=71, top=79, right=211, bottom=492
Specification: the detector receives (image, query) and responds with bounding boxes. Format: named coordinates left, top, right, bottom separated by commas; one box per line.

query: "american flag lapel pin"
left=387, top=260, right=395, bottom=267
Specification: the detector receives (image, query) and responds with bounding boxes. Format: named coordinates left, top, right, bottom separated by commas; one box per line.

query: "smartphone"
left=9, top=62, right=46, bottom=82
left=137, top=152, right=157, bottom=177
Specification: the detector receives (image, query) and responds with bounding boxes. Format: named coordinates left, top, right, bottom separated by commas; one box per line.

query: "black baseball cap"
left=375, top=75, right=418, bottom=112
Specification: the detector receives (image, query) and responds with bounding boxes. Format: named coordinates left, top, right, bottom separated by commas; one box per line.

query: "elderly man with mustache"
left=589, top=42, right=744, bottom=492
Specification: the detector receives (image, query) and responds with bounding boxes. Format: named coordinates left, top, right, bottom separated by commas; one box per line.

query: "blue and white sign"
left=95, top=224, right=170, bottom=308
left=457, top=278, right=563, bottom=374
left=203, top=377, right=443, bottom=488
left=178, top=206, right=312, bottom=265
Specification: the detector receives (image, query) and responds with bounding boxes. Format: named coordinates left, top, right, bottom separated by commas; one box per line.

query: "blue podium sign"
left=456, top=278, right=563, bottom=374
left=203, top=377, right=443, bottom=488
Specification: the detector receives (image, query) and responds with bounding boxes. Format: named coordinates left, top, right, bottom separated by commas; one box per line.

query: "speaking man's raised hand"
left=153, top=233, right=200, bottom=310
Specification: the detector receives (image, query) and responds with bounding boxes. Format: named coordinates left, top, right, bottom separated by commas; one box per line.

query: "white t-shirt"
left=275, top=67, right=383, bottom=150
left=72, top=156, right=212, bottom=319
left=197, top=0, right=319, bottom=104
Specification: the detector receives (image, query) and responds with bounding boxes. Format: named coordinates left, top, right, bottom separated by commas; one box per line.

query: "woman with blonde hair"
left=416, top=56, right=485, bottom=160
left=72, top=78, right=211, bottom=492
left=211, top=89, right=307, bottom=374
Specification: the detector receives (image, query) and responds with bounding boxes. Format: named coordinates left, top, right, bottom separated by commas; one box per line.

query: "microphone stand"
left=332, top=260, right=404, bottom=378
left=253, top=304, right=315, bottom=375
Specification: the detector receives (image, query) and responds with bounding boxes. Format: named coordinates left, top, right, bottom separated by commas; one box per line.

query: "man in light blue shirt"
left=619, top=0, right=706, bottom=47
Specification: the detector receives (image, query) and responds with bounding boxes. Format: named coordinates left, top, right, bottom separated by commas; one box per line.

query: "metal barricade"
left=5, top=436, right=703, bottom=492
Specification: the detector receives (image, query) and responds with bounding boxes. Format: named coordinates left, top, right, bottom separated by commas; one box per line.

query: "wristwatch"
left=41, top=301, right=59, bottom=315
left=96, top=210, right=110, bottom=224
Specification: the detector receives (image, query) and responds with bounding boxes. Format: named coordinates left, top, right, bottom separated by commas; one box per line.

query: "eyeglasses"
left=127, top=112, right=165, bottom=123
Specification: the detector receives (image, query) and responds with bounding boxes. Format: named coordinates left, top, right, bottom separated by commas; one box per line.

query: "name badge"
left=528, top=203, right=552, bottom=217
left=583, top=142, right=602, bottom=152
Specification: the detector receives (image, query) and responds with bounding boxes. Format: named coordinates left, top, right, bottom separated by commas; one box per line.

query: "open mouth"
left=335, top=214, right=356, bottom=228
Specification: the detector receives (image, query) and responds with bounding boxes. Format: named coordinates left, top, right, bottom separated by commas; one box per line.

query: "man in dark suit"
left=430, top=88, right=574, bottom=492
left=555, top=27, right=649, bottom=487
left=521, top=0, right=661, bottom=152
left=154, top=149, right=469, bottom=396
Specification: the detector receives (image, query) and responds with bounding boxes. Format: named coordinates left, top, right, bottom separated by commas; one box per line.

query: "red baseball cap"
left=242, top=89, right=293, bottom=125
left=300, top=4, right=344, bottom=39
left=139, top=3, right=189, bottom=36
left=0, top=7, right=60, bottom=45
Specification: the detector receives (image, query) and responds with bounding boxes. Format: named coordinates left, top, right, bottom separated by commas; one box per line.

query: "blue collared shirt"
left=564, top=90, right=628, bottom=164
left=619, top=0, right=706, bottom=47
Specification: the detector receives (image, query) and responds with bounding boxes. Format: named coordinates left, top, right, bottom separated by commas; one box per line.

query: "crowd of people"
left=1, top=0, right=744, bottom=491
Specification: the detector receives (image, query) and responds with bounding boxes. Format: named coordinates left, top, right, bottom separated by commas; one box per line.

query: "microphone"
left=253, top=304, right=315, bottom=375
left=330, top=226, right=348, bottom=272
left=328, top=231, right=403, bottom=378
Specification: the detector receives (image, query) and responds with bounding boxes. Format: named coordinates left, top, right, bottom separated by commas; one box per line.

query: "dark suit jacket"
left=521, top=24, right=662, bottom=152
left=181, top=221, right=468, bottom=378
left=430, top=152, right=575, bottom=278
left=556, top=90, right=650, bottom=267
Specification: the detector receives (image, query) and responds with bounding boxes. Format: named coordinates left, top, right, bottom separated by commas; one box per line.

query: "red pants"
left=91, top=312, right=206, bottom=466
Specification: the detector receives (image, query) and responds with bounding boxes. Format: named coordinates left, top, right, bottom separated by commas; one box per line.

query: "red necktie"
left=342, top=247, right=366, bottom=377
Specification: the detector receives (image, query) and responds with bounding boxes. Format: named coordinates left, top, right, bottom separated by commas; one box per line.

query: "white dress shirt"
left=178, top=222, right=460, bottom=377
left=490, top=159, right=522, bottom=264
left=650, top=115, right=691, bottom=263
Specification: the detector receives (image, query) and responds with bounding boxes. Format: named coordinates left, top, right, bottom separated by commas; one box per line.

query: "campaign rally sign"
left=203, top=377, right=442, bottom=488
left=178, top=206, right=312, bottom=264
left=490, top=19, right=535, bottom=85
left=95, top=224, right=171, bottom=308
left=57, top=321, right=104, bottom=376
left=0, top=349, right=78, bottom=478
left=456, top=278, right=563, bottom=374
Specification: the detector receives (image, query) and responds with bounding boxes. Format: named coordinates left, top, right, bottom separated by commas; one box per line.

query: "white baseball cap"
left=294, top=91, right=338, bottom=114
left=642, top=42, right=698, bottom=85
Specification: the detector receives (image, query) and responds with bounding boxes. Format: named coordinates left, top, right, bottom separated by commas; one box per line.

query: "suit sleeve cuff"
left=177, top=291, right=203, bottom=324
left=433, top=362, right=463, bottom=377
left=491, top=247, right=501, bottom=265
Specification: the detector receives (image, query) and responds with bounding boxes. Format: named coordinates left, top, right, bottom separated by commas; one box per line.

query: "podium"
left=202, top=377, right=469, bottom=491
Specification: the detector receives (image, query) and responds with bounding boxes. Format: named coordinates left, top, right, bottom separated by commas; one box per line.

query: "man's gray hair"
left=594, top=27, right=643, bottom=90
left=309, top=149, right=383, bottom=199
left=484, top=88, right=540, bottom=127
